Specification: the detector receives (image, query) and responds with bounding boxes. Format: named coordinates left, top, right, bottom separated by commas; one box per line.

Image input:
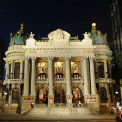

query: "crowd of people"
left=110, top=106, right=122, bottom=122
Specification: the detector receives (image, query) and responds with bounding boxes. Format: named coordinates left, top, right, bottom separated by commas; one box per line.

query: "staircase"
left=27, top=104, right=96, bottom=115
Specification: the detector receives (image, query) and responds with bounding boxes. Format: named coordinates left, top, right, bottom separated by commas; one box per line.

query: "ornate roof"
left=48, top=29, right=70, bottom=41
left=90, top=23, right=108, bottom=45
left=9, top=24, right=28, bottom=46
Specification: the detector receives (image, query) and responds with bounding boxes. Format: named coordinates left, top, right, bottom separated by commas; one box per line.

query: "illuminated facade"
left=3, top=23, right=115, bottom=113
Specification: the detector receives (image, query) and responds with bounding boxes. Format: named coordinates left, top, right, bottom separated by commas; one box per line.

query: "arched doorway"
left=36, top=88, right=48, bottom=104
left=100, top=87, right=108, bottom=103
left=72, top=87, right=84, bottom=107
left=12, top=88, right=19, bottom=103
left=55, top=87, right=65, bottom=104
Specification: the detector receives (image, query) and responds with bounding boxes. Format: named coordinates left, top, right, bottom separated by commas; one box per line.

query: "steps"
left=27, top=104, right=93, bottom=115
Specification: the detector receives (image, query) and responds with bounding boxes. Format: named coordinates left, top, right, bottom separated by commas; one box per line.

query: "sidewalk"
left=0, top=111, right=117, bottom=121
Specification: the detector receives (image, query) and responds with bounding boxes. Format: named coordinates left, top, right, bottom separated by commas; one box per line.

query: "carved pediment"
left=48, top=29, right=70, bottom=41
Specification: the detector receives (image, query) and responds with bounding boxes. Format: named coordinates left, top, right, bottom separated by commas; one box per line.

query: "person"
left=116, top=109, right=122, bottom=122
left=31, top=102, right=34, bottom=109
left=110, top=107, right=114, bottom=114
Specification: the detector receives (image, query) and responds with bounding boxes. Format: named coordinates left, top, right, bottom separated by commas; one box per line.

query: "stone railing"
left=96, top=78, right=115, bottom=83
left=96, top=78, right=106, bottom=83
left=36, top=78, right=48, bottom=83
left=72, top=78, right=84, bottom=82
left=4, top=79, right=24, bottom=84
left=54, top=78, right=65, bottom=82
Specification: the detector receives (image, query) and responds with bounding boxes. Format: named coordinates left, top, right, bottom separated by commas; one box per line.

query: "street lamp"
left=115, top=91, right=119, bottom=94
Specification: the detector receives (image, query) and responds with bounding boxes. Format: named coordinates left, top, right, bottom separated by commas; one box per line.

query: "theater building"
left=3, top=23, right=115, bottom=113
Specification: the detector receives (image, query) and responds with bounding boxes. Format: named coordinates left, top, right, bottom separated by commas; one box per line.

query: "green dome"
left=9, top=24, right=28, bottom=46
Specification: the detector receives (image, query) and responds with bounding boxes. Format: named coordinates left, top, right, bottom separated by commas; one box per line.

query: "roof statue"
left=29, top=32, right=35, bottom=39
left=91, top=23, right=108, bottom=45
left=9, top=23, right=28, bottom=46
left=83, top=32, right=90, bottom=39
left=26, top=32, right=36, bottom=46
left=48, top=29, right=70, bottom=41
left=82, top=32, right=92, bottom=45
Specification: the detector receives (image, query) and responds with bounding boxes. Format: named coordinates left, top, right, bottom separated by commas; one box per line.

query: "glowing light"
left=57, top=62, right=61, bottom=66
left=71, top=62, right=74, bottom=65
left=115, top=91, right=118, bottom=94
left=92, top=23, right=96, bottom=26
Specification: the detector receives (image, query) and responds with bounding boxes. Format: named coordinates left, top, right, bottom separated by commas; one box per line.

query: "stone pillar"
left=108, top=61, right=112, bottom=78
left=20, top=61, right=24, bottom=79
left=65, top=56, right=72, bottom=107
left=83, top=57, right=90, bottom=95
left=8, top=92, right=12, bottom=107
left=48, top=56, right=54, bottom=107
left=30, top=57, right=36, bottom=97
left=81, top=59, right=83, bottom=78
left=8, top=85, right=12, bottom=107
left=104, top=60, right=108, bottom=78
left=6, top=63, right=9, bottom=80
left=89, top=58, right=97, bottom=95
left=23, top=57, right=29, bottom=96
left=10, top=62, right=14, bottom=79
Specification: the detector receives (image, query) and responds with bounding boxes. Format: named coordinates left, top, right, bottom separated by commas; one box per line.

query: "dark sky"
left=0, top=0, right=112, bottom=50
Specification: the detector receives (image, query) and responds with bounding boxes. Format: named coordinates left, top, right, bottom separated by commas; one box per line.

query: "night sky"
left=0, top=0, right=112, bottom=50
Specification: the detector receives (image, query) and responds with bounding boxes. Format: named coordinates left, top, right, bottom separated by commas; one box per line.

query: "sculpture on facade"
left=48, top=29, right=70, bottom=41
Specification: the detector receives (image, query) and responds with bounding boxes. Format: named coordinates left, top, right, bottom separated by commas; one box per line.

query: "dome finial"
left=92, top=23, right=97, bottom=32
left=20, top=23, right=24, bottom=31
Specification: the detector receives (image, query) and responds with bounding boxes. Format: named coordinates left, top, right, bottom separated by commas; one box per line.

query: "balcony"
left=36, top=78, right=48, bottom=83
left=96, top=78, right=115, bottom=83
left=4, top=79, right=24, bottom=84
left=54, top=78, right=65, bottom=81
left=72, top=78, right=84, bottom=82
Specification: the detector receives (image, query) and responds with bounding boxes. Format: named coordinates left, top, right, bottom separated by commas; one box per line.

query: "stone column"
left=108, top=61, right=112, bottom=78
left=83, top=57, right=90, bottom=95
left=10, top=62, right=14, bottom=79
left=6, top=63, right=9, bottom=80
left=20, top=61, right=24, bottom=79
left=104, top=60, right=108, bottom=78
left=48, top=56, right=54, bottom=107
left=65, top=56, right=72, bottom=107
left=81, top=59, right=83, bottom=78
left=8, top=92, right=12, bottom=107
left=8, top=85, right=12, bottom=107
left=23, top=57, right=29, bottom=96
left=90, top=58, right=97, bottom=95
left=30, top=57, right=36, bottom=97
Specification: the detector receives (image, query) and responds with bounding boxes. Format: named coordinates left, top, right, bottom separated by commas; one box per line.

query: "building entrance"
left=55, top=87, right=65, bottom=104
left=36, top=88, right=48, bottom=104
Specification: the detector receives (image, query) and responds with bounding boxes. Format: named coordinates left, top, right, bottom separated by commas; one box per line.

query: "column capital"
left=48, top=56, right=54, bottom=61
left=25, top=56, right=30, bottom=60
left=89, top=57, right=94, bottom=62
left=65, top=56, right=71, bottom=61
left=31, top=56, right=36, bottom=60
left=82, top=56, right=88, bottom=60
